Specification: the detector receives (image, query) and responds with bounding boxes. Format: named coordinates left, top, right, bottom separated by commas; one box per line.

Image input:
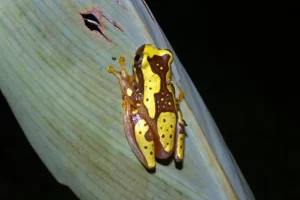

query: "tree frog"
left=108, top=44, right=185, bottom=169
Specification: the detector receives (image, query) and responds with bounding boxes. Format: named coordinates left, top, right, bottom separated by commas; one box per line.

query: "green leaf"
left=0, top=0, right=254, bottom=199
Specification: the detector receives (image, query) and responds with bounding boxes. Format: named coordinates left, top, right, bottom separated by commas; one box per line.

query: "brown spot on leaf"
left=116, top=0, right=127, bottom=10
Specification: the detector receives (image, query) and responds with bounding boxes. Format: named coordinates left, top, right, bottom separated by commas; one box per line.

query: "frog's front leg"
left=176, top=92, right=188, bottom=128
left=108, top=56, right=141, bottom=106
left=176, top=91, right=184, bottom=104
left=168, top=81, right=184, bottom=104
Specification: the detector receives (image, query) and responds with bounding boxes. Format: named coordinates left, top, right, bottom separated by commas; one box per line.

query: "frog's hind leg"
left=174, top=109, right=185, bottom=162
left=122, top=100, right=156, bottom=169
left=171, top=85, right=185, bottom=161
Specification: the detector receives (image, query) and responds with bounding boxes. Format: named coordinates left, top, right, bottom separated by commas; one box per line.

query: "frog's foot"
left=107, top=57, right=126, bottom=79
left=108, top=56, right=134, bottom=84
left=108, top=56, right=142, bottom=105
left=176, top=92, right=184, bottom=104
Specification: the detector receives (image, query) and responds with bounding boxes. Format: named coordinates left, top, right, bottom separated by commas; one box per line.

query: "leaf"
left=0, top=0, right=254, bottom=199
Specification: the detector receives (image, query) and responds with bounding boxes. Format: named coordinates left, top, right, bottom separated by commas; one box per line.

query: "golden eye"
left=134, top=53, right=143, bottom=67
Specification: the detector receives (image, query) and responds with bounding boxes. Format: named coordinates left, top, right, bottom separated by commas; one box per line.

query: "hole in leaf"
left=80, top=13, right=101, bottom=31
left=79, top=13, right=111, bottom=42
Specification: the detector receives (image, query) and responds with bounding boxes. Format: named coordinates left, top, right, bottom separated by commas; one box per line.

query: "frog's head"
left=133, top=44, right=173, bottom=82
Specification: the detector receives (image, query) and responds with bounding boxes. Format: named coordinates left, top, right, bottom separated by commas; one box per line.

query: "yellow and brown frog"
left=108, top=44, right=185, bottom=169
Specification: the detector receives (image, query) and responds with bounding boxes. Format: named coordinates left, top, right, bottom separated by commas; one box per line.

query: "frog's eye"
left=134, top=53, right=143, bottom=67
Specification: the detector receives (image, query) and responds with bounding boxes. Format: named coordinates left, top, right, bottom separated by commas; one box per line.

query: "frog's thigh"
left=123, top=103, right=153, bottom=168
left=133, top=117, right=156, bottom=168
left=156, top=112, right=177, bottom=153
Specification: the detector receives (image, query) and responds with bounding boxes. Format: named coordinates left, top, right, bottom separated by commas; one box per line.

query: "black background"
left=1, top=1, right=298, bottom=200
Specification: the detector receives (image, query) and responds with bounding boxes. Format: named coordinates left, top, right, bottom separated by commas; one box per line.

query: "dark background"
left=1, top=1, right=298, bottom=200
